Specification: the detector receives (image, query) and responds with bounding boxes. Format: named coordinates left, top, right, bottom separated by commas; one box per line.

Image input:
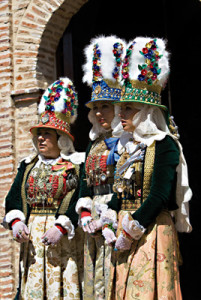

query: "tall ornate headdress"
left=120, top=37, right=170, bottom=110
left=30, top=77, right=78, bottom=141
left=82, top=35, right=126, bottom=108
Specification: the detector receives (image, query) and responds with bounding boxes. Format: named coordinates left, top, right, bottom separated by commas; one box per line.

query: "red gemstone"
left=142, top=48, right=148, bottom=54
left=141, top=69, right=147, bottom=76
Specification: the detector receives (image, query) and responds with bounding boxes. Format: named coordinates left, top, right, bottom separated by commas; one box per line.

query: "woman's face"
left=92, top=102, right=114, bottom=130
left=119, top=103, right=139, bottom=132
left=37, top=128, right=60, bottom=159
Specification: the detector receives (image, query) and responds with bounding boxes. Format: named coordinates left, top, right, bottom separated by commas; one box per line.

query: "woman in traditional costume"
left=3, top=78, right=84, bottom=299
left=108, top=37, right=192, bottom=299
left=75, top=36, right=126, bottom=300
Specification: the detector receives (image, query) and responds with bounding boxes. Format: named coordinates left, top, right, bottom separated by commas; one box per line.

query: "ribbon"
left=104, top=137, right=120, bottom=165
left=52, top=158, right=75, bottom=178
left=118, top=143, right=146, bottom=175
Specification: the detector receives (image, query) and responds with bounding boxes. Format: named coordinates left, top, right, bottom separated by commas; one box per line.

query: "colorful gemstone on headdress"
left=93, top=44, right=103, bottom=82
left=43, top=80, right=64, bottom=111
left=122, top=42, right=136, bottom=82
left=112, top=42, right=124, bottom=81
left=137, top=39, right=163, bottom=85
left=63, top=83, right=78, bottom=117
left=43, top=79, right=78, bottom=119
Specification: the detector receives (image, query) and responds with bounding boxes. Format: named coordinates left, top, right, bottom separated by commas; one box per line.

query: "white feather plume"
left=82, top=35, right=126, bottom=86
left=127, top=37, right=170, bottom=89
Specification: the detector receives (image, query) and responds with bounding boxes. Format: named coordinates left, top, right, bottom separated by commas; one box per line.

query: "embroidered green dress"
left=5, top=155, right=84, bottom=300
left=107, top=135, right=183, bottom=300
left=78, top=133, right=119, bottom=300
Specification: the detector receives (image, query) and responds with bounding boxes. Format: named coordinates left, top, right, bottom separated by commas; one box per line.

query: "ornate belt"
left=30, top=203, right=59, bottom=215
left=93, top=184, right=113, bottom=195
left=121, top=198, right=141, bottom=211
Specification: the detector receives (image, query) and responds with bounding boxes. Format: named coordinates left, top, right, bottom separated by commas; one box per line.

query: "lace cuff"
left=122, top=213, right=145, bottom=240
left=3, top=210, right=26, bottom=229
left=100, top=208, right=117, bottom=229
left=75, top=197, right=93, bottom=215
left=55, top=215, right=75, bottom=240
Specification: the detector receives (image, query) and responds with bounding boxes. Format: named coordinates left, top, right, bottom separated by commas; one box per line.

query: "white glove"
left=90, top=219, right=102, bottom=231
left=81, top=217, right=103, bottom=234
left=80, top=216, right=93, bottom=232
left=41, top=226, right=63, bottom=246
left=114, top=232, right=132, bottom=251
left=102, top=227, right=116, bottom=245
left=12, top=221, right=29, bottom=243
left=122, top=213, right=145, bottom=240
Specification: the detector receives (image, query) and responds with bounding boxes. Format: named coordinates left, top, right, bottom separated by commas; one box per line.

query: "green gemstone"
left=127, top=49, right=132, bottom=56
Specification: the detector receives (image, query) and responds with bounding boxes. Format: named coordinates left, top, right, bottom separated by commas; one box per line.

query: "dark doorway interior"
left=56, top=0, right=201, bottom=299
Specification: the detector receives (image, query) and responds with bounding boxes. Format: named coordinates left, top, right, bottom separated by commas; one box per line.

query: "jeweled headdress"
left=30, top=77, right=78, bottom=140
left=82, top=35, right=126, bottom=108
left=120, top=37, right=170, bottom=109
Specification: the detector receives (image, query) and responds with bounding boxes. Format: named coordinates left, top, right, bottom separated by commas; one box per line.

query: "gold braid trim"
left=54, top=175, right=64, bottom=200
left=130, top=80, right=162, bottom=94
left=58, top=189, right=75, bottom=214
left=142, top=141, right=155, bottom=202
left=21, top=157, right=38, bottom=218
left=58, top=164, right=80, bottom=215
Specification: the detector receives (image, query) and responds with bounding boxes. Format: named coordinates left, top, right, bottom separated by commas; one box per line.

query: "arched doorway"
left=56, top=0, right=201, bottom=299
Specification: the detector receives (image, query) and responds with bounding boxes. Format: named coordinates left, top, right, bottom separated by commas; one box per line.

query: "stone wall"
left=0, top=0, right=88, bottom=298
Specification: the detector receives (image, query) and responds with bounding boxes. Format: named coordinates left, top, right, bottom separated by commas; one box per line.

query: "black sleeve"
left=107, top=192, right=122, bottom=213
left=132, top=136, right=179, bottom=228
left=78, top=142, right=93, bottom=199
left=5, top=160, right=27, bottom=214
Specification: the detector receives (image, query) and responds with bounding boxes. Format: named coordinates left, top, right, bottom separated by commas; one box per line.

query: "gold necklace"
left=85, top=131, right=112, bottom=186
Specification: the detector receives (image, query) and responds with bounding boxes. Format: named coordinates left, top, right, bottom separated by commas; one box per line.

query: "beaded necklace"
left=85, top=131, right=113, bottom=187
left=26, top=162, right=62, bottom=208
left=113, top=142, right=146, bottom=199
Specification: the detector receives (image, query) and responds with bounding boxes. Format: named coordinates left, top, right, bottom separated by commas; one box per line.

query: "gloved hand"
left=81, top=217, right=103, bottom=234
left=114, top=231, right=133, bottom=251
left=90, top=219, right=102, bottom=232
left=80, top=216, right=93, bottom=232
left=102, top=227, right=116, bottom=245
left=12, top=221, right=29, bottom=243
left=41, top=226, right=63, bottom=246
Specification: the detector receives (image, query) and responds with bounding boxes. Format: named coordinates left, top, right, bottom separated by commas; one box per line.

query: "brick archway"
left=0, top=1, right=88, bottom=298
left=13, top=0, right=88, bottom=94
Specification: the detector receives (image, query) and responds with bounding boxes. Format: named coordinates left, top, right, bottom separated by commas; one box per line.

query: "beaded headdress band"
left=30, top=78, right=78, bottom=140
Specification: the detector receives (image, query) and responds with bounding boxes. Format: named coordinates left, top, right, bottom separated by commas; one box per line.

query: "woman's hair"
left=88, top=103, right=123, bottom=140
left=32, top=130, right=75, bottom=158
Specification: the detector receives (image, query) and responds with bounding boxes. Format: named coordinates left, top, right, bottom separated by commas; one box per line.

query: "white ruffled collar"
left=37, top=154, right=61, bottom=165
